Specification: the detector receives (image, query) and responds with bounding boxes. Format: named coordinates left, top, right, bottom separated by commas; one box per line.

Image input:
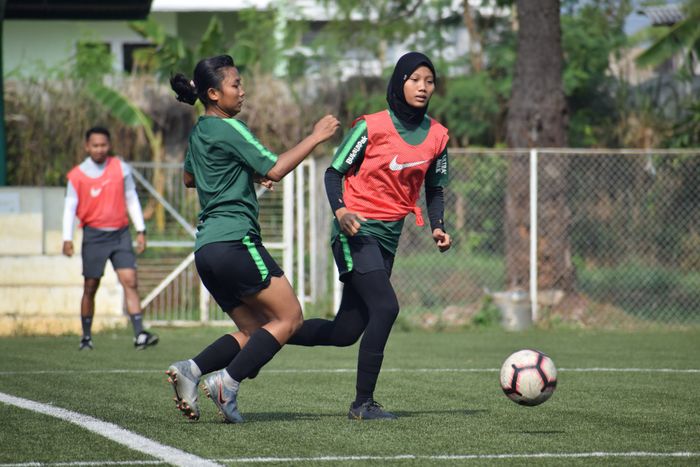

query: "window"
left=122, top=42, right=155, bottom=73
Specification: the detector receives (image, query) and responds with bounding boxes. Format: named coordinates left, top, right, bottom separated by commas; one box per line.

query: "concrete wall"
left=2, top=13, right=177, bottom=75
left=0, top=187, right=125, bottom=336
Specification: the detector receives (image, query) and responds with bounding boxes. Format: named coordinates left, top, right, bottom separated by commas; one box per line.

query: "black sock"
left=129, top=313, right=144, bottom=336
left=226, top=328, right=281, bottom=382
left=193, top=334, right=241, bottom=375
left=81, top=316, right=93, bottom=338
left=354, top=349, right=384, bottom=407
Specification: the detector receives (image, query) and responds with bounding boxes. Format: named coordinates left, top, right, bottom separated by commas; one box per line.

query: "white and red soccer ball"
left=499, top=349, right=557, bottom=406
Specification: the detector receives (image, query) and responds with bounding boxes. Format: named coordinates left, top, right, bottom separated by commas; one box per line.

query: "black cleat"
left=79, top=336, right=94, bottom=351
left=134, top=331, right=159, bottom=350
left=348, top=400, right=397, bottom=420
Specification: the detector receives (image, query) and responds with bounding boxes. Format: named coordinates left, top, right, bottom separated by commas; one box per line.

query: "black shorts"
left=195, top=234, right=284, bottom=311
left=332, top=234, right=395, bottom=282
left=81, top=226, right=136, bottom=279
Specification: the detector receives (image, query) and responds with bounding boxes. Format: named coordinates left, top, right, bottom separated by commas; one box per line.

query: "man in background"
left=62, top=126, right=158, bottom=350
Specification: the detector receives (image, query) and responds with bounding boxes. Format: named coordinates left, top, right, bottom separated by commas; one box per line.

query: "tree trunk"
left=462, top=0, right=483, bottom=73
left=505, top=0, right=575, bottom=292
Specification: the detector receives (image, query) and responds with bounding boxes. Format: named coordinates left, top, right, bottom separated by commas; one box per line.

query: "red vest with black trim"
left=67, top=157, right=129, bottom=229
left=343, top=110, right=449, bottom=225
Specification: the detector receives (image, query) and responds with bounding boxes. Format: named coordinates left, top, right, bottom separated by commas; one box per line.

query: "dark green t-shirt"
left=184, top=116, right=278, bottom=250
left=330, top=110, right=449, bottom=255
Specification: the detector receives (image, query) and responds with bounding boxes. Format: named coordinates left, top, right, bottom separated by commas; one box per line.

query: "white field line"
left=0, top=392, right=222, bottom=467
left=2, top=451, right=698, bottom=466
left=0, top=367, right=699, bottom=376
left=0, top=463, right=163, bottom=467
left=220, top=452, right=700, bottom=463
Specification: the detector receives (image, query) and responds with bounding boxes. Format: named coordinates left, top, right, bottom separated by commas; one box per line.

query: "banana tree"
left=635, top=1, right=700, bottom=73
left=86, top=82, right=167, bottom=233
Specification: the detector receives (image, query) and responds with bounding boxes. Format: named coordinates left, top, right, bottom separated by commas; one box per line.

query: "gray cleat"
left=166, top=360, right=200, bottom=421
left=348, top=400, right=397, bottom=420
left=202, top=370, right=244, bottom=423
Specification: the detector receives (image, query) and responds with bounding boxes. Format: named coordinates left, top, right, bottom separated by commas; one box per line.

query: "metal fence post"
left=295, top=167, right=305, bottom=310
left=199, top=280, right=209, bottom=323
left=530, top=148, right=539, bottom=322
left=283, top=171, right=294, bottom=291
left=309, top=158, right=318, bottom=301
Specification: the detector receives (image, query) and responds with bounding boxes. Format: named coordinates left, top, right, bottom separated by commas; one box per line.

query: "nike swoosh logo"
left=89, top=180, right=109, bottom=198
left=389, top=155, right=428, bottom=171
left=218, top=384, right=226, bottom=405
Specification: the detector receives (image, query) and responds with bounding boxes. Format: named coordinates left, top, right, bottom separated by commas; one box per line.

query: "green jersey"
left=330, top=110, right=449, bottom=255
left=184, top=116, right=278, bottom=251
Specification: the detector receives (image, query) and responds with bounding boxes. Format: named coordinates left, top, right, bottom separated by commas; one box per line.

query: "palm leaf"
left=197, top=16, right=227, bottom=59
left=636, top=15, right=700, bottom=67
left=86, top=82, right=152, bottom=130
left=129, top=19, right=166, bottom=44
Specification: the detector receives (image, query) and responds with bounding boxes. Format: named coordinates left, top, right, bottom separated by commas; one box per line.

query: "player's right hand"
left=62, top=241, right=74, bottom=257
left=312, top=114, right=340, bottom=143
left=336, top=208, right=366, bottom=236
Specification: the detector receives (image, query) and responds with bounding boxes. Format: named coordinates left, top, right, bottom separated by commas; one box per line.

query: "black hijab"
left=386, top=52, right=436, bottom=126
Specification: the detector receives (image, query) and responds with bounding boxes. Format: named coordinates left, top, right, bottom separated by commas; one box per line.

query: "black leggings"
left=288, top=268, right=399, bottom=402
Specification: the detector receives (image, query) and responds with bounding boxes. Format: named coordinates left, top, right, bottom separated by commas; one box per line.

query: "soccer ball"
left=499, top=349, right=557, bottom=406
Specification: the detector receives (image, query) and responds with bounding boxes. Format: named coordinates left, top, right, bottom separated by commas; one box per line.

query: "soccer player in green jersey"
left=288, top=52, right=452, bottom=420
left=166, top=55, right=339, bottom=423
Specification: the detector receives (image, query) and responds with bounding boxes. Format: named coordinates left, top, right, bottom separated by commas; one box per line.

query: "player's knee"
left=120, top=277, right=138, bottom=289
left=376, top=300, right=400, bottom=323
left=289, top=312, right=304, bottom=335
left=334, top=328, right=362, bottom=347
left=83, top=281, right=100, bottom=296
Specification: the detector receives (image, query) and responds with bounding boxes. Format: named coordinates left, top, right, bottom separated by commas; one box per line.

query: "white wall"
left=0, top=188, right=124, bottom=336
left=2, top=12, right=177, bottom=76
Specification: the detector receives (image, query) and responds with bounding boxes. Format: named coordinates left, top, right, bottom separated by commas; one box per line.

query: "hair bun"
left=170, top=73, right=198, bottom=106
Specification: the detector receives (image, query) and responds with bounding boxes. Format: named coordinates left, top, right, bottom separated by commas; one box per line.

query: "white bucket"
left=493, top=291, right=532, bottom=331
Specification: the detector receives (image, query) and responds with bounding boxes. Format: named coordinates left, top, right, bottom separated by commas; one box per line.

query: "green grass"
left=1, top=327, right=699, bottom=466
left=391, top=251, right=700, bottom=326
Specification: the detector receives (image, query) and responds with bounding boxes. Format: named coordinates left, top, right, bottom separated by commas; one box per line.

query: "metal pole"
left=529, top=148, right=538, bottom=321
left=295, top=167, right=305, bottom=310
left=283, top=174, right=294, bottom=286
left=199, top=280, right=210, bottom=324
left=308, top=158, right=317, bottom=301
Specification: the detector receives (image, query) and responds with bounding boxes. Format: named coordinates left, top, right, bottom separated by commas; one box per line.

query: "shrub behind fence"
left=131, top=149, right=700, bottom=329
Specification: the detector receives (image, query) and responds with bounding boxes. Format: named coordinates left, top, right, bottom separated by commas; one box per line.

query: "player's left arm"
left=425, top=148, right=451, bottom=252
left=121, top=161, right=147, bottom=254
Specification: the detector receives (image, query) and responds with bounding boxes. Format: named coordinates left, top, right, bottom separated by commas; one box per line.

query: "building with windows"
left=2, top=0, right=485, bottom=79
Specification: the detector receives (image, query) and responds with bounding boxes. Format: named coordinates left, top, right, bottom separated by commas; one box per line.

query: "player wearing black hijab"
left=287, top=52, right=452, bottom=420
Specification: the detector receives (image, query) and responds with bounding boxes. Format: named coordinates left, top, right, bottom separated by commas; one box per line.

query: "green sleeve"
left=221, top=119, right=278, bottom=176
left=425, top=147, right=448, bottom=187
left=330, top=120, right=368, bottom=174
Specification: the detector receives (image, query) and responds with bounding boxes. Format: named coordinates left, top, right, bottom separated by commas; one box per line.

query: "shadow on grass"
left=202, top=408, right=489, bottom=423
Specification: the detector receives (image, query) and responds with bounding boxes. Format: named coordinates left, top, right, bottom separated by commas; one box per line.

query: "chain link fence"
left=397, top=149, right=700, bottom=329
left=131, top=149, right=700, bottom=329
